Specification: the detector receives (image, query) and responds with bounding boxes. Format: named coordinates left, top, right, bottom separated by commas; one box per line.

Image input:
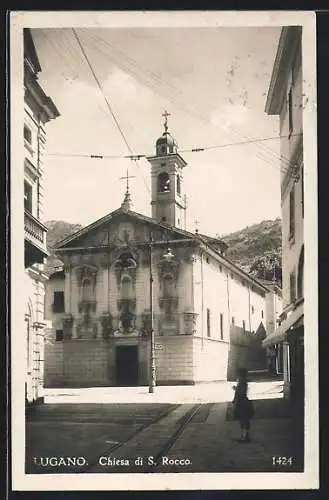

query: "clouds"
left=211, top=103, right=249, bottom=130
left=35, top=26, right=282, bottom=233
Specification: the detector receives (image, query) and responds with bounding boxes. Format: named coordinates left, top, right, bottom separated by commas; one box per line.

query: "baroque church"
left=44, top=116, right=278, bottom=387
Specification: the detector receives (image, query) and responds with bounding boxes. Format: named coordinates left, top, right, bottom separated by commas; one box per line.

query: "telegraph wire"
left=47, top=30, right=297, bottom=179
left=71, top=28, right=152, bottom=196
left=46, top=133, right=301, bottom=175
left=82, top=30, right=293, bottom=172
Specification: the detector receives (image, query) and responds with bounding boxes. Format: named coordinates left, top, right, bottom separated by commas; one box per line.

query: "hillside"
left=221, top=218, right=282, bottom=270
left=44, top=218, right=282, bottom=284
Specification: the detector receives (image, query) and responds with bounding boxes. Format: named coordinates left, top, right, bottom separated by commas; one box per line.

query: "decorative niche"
left=114, top=251, right=138, bottom=286
left=75, top=265, right=98, bottom=317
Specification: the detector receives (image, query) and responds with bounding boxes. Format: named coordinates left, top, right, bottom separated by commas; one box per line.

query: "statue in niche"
left=159, top=274, right=178, bottom=319
left=158, top=254, right=180, bottom=283
left=118, top=223, right=134, bottom=245
left=114, top=251, right=137, bottom=286
left=140, top=311, right=151, bottom=338
left=117, top=275, right=136, bottom=334
left=100, top=312, right=113, bottom=339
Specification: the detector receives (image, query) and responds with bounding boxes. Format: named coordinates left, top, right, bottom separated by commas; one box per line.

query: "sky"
left=31, top=26, right=282, bottom=236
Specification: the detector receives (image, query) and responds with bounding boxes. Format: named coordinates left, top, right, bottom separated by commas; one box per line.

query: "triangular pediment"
left=55, top=209, right=195, bottom=252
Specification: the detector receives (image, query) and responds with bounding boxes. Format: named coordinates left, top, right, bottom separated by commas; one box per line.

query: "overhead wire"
left=46, top=29, right=297, bottom=182
left=46, top=133, right=302, bottom=176
left=82, top=30, right=293, bottom=174
left=71, top=28, right=152, bottom=196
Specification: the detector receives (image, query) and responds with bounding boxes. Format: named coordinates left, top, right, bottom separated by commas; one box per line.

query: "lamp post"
left=148, top=239, right=175, bottom=394
left=148, top=233, right=155, bottom=393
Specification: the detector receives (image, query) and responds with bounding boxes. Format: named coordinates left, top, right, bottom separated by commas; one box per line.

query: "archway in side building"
left=115, top=345, right=139, bottom=386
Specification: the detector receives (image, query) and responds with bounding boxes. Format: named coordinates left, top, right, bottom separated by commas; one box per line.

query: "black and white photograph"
left=10, top=10, right=318, bottom=491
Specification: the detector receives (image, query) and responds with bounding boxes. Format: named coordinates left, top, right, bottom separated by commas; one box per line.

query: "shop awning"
left=262, top=302, right=304, bottom=347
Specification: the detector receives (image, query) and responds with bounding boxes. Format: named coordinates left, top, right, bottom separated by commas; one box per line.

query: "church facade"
left=44, top=121, right=278, bottom=387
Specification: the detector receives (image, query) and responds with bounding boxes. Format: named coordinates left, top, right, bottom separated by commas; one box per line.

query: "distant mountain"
left=44, top=218, right=282, bottom=284
left=46, top=220, right=83, bottom=250
left=221, top=218, right=282, bottom=284
left=45, top=220, right=83, bottom=273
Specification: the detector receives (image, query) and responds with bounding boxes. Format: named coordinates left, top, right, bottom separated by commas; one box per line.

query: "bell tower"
left=147, top=111, right=187, bottom=228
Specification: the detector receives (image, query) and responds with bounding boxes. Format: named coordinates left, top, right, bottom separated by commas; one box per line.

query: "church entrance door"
left=115, top=345, right=139, bottom=386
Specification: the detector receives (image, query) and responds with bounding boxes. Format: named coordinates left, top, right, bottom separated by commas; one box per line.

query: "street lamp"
left=148, top=239, right=175, bottom=394
left=148, top=233, right=155, bottom=393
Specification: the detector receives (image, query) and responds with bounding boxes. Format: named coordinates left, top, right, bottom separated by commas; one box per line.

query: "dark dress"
left=233, top=380, right=254, bottom=421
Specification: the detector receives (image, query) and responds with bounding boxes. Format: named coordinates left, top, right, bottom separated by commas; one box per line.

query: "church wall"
left=154, top=335, right=194, bottom=384
left=191, top=252, right=269, bottom=381
left=192, top=337, right=229, bottom=382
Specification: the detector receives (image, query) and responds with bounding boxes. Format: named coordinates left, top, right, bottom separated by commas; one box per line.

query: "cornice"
left=265, top=26, right=302, bottom=116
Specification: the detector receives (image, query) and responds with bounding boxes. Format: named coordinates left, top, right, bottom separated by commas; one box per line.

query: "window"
left=157, top=172, right=170, bottom=193
left=24, top=124, right=32, bottom=144
left=206, top=308, right=211, bottom=337
left=242, top=320, right=246, bottom=333
left=251, top=305, right=255, bottom=314
left=232, top=316, right=235, bottom=325
left=53, top=291, right=64, bottom=313
left=290, top=272, right=296, bottom=303
left=289, top=186, right=295, bottom=240
left=24, top=181, right=33, bottom=213
left=176, top=175, right=181, bottom=195
left=261, top=310, right=264, bottom=319
left=56, top=330, right=64, bottom=341
left=206, top=257, right=209, bottom=264
left=288, top=87, right=293, bottom=136
left=220, top=313, right=224, bottom=340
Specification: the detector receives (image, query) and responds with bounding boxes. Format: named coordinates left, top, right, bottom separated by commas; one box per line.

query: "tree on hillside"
left=249, top=250, right=282, bottom=286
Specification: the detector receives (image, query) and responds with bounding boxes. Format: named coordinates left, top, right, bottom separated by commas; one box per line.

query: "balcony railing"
left=24, top=210, right=47, bottom=251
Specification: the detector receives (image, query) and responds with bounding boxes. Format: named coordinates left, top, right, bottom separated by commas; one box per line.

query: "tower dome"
left=156, top=132, right=178, bottom=156
left=155, top=110, right=178, bottom=156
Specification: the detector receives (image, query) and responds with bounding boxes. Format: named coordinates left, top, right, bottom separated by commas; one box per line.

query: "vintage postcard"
left=10, top=10, right=318, bottom=491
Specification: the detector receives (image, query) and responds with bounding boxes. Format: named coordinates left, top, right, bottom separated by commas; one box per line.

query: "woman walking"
left=232, top=368, right=254, bottom=442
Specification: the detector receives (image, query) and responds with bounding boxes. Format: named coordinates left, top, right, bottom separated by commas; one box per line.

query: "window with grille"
left=56, top=330, right=64, bottom=341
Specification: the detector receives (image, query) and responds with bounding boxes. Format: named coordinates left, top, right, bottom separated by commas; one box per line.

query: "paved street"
left=26, top=381, right=303, bottom=474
